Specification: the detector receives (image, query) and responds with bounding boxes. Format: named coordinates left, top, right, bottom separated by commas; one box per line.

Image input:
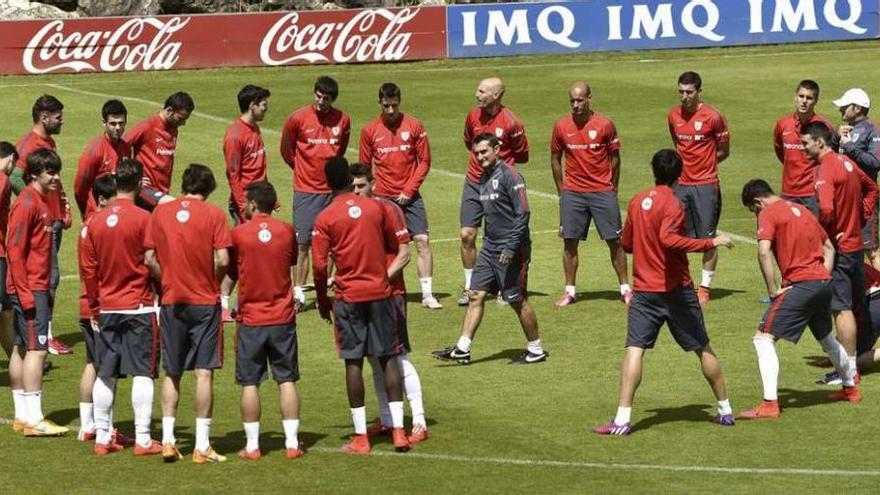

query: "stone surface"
left=0, top=0, right=80, bottom=19
left=78, top=0, right=161, bottom=16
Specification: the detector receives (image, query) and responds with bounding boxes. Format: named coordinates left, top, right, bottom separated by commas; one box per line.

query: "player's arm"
left=74, top=142, right=99, bottom=217
left=610, top=150, right=621, bottom=191
left=715, top=114, right=731, bottom=163
left=358, top=126, right=373, bottom=166
left=549, top=123, right=564, bottom=195
left=214, top=248, right=229, bottom=284
left=509, top=121, right=529, bottom=164
left=501, top=173, right=530, bottom=264
left=81, top=231, right=100, bottom=318
left=857, top=166, right=879, bottom=223
left=311, top=221, right=332, bottom=320
left=211, top=212, right=232, bottom=283
left=144, top=249, right=161, bottom=283
left=384, top=205, right=411, bottom=280
left=7, top=206, right=34, bottom=310
left=757, top=239, right=780, bottom=297
left=841, top=131, right=880, bottom=177
left=659, top=203, right=719, bottom=253
left=620, top=205, right=634, bottom=253
left=9, top=167, right=26, bottom=194
left=280, top=115, right=298, bottom=170
left=403, top=125, right=431, bottom=199
left=815, top=169, right=835, bottom=230
left=822, top=238, right=835, bottom=274
left=224, top=136, right=246, bottom=214
left=462, top=116, right=473, bottom=152
left=337, top=117, right=352, bottom=157
left=772, top=121, right=785, bottom=164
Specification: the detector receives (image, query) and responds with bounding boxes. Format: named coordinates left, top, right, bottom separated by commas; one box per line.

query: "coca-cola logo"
left=23, top=17, right=190, bottom=74
left=260, top=8, right=419, bottom=65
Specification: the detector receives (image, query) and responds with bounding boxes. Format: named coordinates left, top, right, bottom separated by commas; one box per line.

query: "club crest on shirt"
left=588, top=130, right=597, bottom=140
left=80, top=225, right=88, bottom=239
left=38, top=335, right=47, bottom=345
left=694, top=121, right=703, bottom=131
left=176, top=210, right=190, bottom=223
left=348, top=206, right=362, bottom=219
left=401, top=131, right=410, bottom=141
left=852, top=133, right=861, bottom=142
left=332, top=127, right=340, bottom=136
left=791, top=207, right=802, bottom=217
left=492, top=179, right=499, bottom=190
left=844, top=161, right=854, bottom=172
left=495, top=127, right=504, bottom=138
left=106, top=214, right=119, bottom=228
left=641, top=197, right=653, bottom=211
left=258, top=229, right=272, bottom=243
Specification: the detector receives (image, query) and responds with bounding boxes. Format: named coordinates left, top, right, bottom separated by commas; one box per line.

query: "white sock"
left=243, top=421, right=260, bottom=452
left=195, top=417, right=212, bottom=452
left=753, top=338, right=779, bottom=401
left=717, top=399, right=732, bottom=416
left=614, top=406, right=632, bottom=425
left=79, top=402, right=95, bottom=433
left=464, top=269, right=473, bottom=290
left=419, top=277, right=434, bottom=298
left=282, top=419, right=300, bottom=450
left=369, top=357, right=392, bottom=427
left=350, top=406, right=367, bottom=435
left=456, top=336, right=472, bottom=352
left=131, top=376, right=154, bottom=447
left=399, top=353, right=425, bottom=427
left=93, top=377, right=116, bottom=445
left=527, top=339, right=543, bottom=355
left=47, top=321, right=53, bottom=340
left=848, top=355, right=858, bottom=378
left=221, top=295, right=230, bottom=311
left=619, top=283, right=631, bottom=295
left=701, top=270, right=715, bottom=288
left=12, top=389, right=25, bottom=421
left=819, top=335, right=855, bottom=387
left=162, top=416, right=176, bottom=445
left=389, top=401, right=405, bottom=429
left=294, top=286, right=306, bottom=303
left=24, top=391, right=43, bottom=425
left=565, top=285, right=576, bottom=297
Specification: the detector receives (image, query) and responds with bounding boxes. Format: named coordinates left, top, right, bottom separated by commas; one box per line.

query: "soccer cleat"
left=712, top=414, right=735, bottom=426
left=421, top=296, right=443, bottom=309
left=162, top=442, right=183, bottom=463
left=193, top=447, right=227, bottom=464
left=47, top=338, right=72, bottom=355
left=554, top=293, right=576, bottom=308
left=496, top=294, right=509, bottom=306
left=366, top=420, right=391, bottom=438
left=622, top=289, right=634, bottom=306
left=392, top=427, right=412, bottom=452
left=828, top=386, right=862, bottom=403
left=816, top=371, right=860, bottom=386
left=457, top=291, right=470, bottom=306
left=510, top=350, right=548, bottom=365
left=592, top=421, right=632, bottom=436
left=78, top=429, right=96, bottom=441
left=133, top=440, right=163, bottom=456
left=94, top=441, right=125, bottom=456
left=431, top=345, right=471, bottom=365
left=697, top=286, right=711, bottom=305
left=13, top=419, right=27, bottom=432
left=408, top=423, right=429, bottom=444
left=286, top=447, right=305, bottom=459
left=221, top=308, right=234, bottom=323
left=113, top=430, right=136, bottom=447
left=238, top=448, right=261, bottom=461
left=737, top=400, right=781, bottom=419
left=24, top=419, right=69, bottom=437
left=341, top=434, right=371, bottom=454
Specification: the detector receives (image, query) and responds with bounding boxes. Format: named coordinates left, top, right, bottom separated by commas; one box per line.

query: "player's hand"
left=318, top=305, right=332, bottom=323
left=558, top=225, right=564, bottom=238
left=838, top=125, right=853, bottom=144
left=712, top=234, right=734, bottom=248
left=62, top=204, right=73, bottom=230
left=499, top=253, right=512, bottom=266
left=770, top=286, right=791, bottom=299
left=395, top=193, right=411, bottom=205
left=90, top=318, right=100, bottom=333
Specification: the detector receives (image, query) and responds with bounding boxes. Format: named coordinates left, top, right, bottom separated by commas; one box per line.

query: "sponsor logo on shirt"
left=566, top=143, right=602, bottom=150
left=377, top=145, right=410, bottom=154
left=480, top=193, right=500, bottom=201
left=156, top=147, right=176, bottom=157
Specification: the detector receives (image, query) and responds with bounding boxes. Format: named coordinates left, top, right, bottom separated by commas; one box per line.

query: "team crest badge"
left=495, top=127, right=504, bottom=138
left=401, top=131, right=410, bottom=141
left=588, top=130, right=597, bottom=140
left=39, top=335, right=47, bottom=345
left=852, top=133, right=861, bottom=141
left=106, top=214, right=119, bottom=228
left=694, top=121, right=703, bottom=131
left=80, top=226, right=88, bottom=239
left=845, top=161, right=854, bottom=172
left=791, top=207, right=802, bottom=217
left=641, top=197, right=653, bottom=211
left=492, top=179, right=499, bottom=190
left=176, top=210, right=190, bottom=223
left=258, top=229, right=272, bottom=243
left=348, top=206, right=362, bottom=219
left=332, top=127, right=340, bottom=136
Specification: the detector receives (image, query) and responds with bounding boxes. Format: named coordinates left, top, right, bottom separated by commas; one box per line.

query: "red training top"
left=667, top=103, right=730, bottom=185
left=756, top=199, right=830, bottom=285
left=359, top=114, right=431, bottom=198
left=125, top=114, right=178, bottom=194
left=550, top=112, right=621, bottom=193
left=773, top=112, right=834, bottom=198
left=815, top=151, right=878, bottom=254
left=74, top=133, right=131, bottom=218
left=6, top=185, right=53, bottom=310
left=280, top=105, right=351, bottom=194
left=15, top=129, right=68, bottom=222
left=224, top=117, right=267, bottom=219
left=463, top=106, right=528, bottom=183
left=0, top=171, right=12, bottom=258
left=376, top=197, right=411, bottom=296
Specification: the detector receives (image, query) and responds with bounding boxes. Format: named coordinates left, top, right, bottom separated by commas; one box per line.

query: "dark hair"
left=802, top=121, right=833, bottom=143
left=472, top=132, right=500, bottom=148
left=164, top=92, right=195, bottom=113
left=115, top=158, right=143, bottom=193
left=797, top=79, right=820, bottom=98
left=314, top=76, right=339, bottom=100
left=31, top=94, right=64, bottom=123
left=677, top=71, right=702, bottom=90
left=237, top=85, right=271, bottom=114
left=181, top=163, right=216, bottom=197
left=25, top=148, right=61, bottom=182
left=92, top=174, right=117, bottom=203
left=349, top=162, right=374, bottom=182
left=101, top=99, right=128, bottom=121
left=741, top=179, right=775, bottom=207
left=324, top=157, right=352, bottom=191
left=378, top=83, right=401, bottom=101
left=0, top=141, right=17, bottom=162
left=651, top=149, right=682, bottom=186
left=245, top=181, right=277, bottom=214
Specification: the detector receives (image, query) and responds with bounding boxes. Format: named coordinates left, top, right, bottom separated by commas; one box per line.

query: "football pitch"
left=2, top=39, right=880, bottom=493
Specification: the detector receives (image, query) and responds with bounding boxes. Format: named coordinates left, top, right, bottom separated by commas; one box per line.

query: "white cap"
left=833, top=88, right=870, bottom=109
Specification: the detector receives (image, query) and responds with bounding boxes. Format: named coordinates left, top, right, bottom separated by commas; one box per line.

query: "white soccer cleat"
left=421, top=296, right=443, bottom=309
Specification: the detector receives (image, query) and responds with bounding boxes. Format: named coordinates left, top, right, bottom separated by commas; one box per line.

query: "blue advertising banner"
left=447, top=0, right=879, bottom=58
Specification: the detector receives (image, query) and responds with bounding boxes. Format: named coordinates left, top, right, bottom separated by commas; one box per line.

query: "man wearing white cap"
left=833, top=88, right=880, bottom=268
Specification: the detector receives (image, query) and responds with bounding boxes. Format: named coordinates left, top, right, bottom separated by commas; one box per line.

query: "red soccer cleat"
left=113, top=430, right=135, bottom=447
left=340, top=434, right=371, bottom=454
left=47, top=338, right=72, bottom=355
left=391, top=427, right=411, bottom=452
left=407, top=423, right=429, bottom=444
left=738, top=400, right=781, bottom=419
left=554, top=293, right=576, bottom=308
left=366, top=420, right=391, bottom=438
left=133, top=440, right=163, bottom=456
left=697, top=286, right=711, bottom=305
left=94, top=441, right=125, bottom=456
left=238, top=448, right=262, bottom=461
left=828, top=386, right=862, bottom=403
left=78, top=429, right=96, bottom=442
left=286, top=447, right=305, bottom=459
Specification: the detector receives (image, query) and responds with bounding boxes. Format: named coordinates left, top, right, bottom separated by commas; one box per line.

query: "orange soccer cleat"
left=828, top=386, right=862, bottom=403
left=340, top=434, right=371, bottom=455
left=133, top=440, right=163, bottom=456
left=738, top=400, right=781, bottom=419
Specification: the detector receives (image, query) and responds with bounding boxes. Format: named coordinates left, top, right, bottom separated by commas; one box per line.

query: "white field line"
left=2, top=44, right=876, bottom=88
left=44, top=83, right=757, bottom=247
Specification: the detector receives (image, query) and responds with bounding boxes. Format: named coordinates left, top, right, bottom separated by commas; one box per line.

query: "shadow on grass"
left=703, top=287, right=747, bottom=301
left=213, top=428, right=327, bottom=455
left=777, top=387, right=837, bottom=410
left=335, top=417, right=439, bottom=442
left=431, top=348, right=523, bottom=367
left=570, top=291, right=622, bottom=304
left=630, top=404, right=714, bottom=432
left=803, top=355, right=833, bottom=368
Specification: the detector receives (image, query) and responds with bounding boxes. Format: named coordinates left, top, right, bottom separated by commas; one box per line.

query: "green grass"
left=2, top=39, right=880, bottom=493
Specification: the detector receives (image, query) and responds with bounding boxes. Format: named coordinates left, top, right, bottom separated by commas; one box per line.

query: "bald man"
left=550, top=83, right=630, bottom=307
left=459, top=78, right=530, bottom=306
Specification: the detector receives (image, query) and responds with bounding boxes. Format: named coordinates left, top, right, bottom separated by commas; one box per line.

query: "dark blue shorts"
left=831, top=251, right=865, bottom=312
left=559, top=190, right=622, bottom=241
left=235, top=321, right=299, bottom=386
left=759, top=280, right=832, bottom=343
left=333, top=298, right=400, bottom=360
left=161, top=304, right=223, bottom=375
left=626, top=285, right=709, bottom=351
left=96, top=312, right=160, bottom=378
left=293, top=192, right=332, bottom=245
left=460, top=179, right=483, bottom=229
left=471, top=244, right=530, bottom=303
left=675, top=183, right=722, bottom=239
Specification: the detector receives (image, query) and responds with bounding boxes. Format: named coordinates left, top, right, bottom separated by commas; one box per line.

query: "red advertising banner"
left=0, top=7, right=447, bottom=75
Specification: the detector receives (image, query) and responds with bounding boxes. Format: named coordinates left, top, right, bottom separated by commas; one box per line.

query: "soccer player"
left=668, top=71, right=730, bottom=305
left=350, top=163, right=429, bottom=443
left=83, top=160, right=162, bottom=455
left=228, top=181, right=304, bottom=460
left=125, top=91, right=194, bottom=210
left=550, top=82, right=630, bottom=307
left=459, top=77, right=529, bottom=306
left=804, top=121, right=878, bottom=387
left=593, top=150, right=734, bottom=436
left=145, top=164, right=231, bottom=464
left=312, top=157, right=411, bottom=454
left=359, top=83, right=441, bottom=309
left=14, top=94, right=72, bottom=356
left=832, top=88, right=880, bottom=268
left=220, top=85, right=271, bottom=322
left=74, top=99, right=131, bottom=219
left=773, top=80, right=834, bottom=217
left=281, top=76, right=351, bottom=310
left=738, top=179, right=860, bottom=419
left=6, top=149, right=69, bottom=436
left=0, top=142, right=16, bottom=360
left=433, top=134, right=547, bottom=365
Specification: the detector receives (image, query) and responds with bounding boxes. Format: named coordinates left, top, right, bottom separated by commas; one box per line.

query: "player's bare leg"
left=459, top=227, right=478, bottom=305
left=556, top=239, right=579, bottom=307
left=341, top=358, right=371, bottom=453
left=379, top=355, right=409, bottom=451
left=415, top=235, right=441, bottom=308
left=160, top=374, right=184, bottom=460
left=698, top=248, right=719, bottom=304
left=78, top=362, right=96, bottom=440
left=868, top=248, right=880, bottom=271
left=239, top=384, right=261, bottom=458
left=593, top=346, right=644, bottom=435
left=9, top=345, right=25, bottom=429
left=278, top=381, right=302, bottom=456
left=607, top=239, right=632, bottom=303
left=433, top=290, right=486, bottom=364
left=220, top=275, right=236, bottom=322
left=510, top=298, right=547, bottom=364
left=192, top=368, right=220, bottom=459
left=857, top=349, right=880, bottom=370
left=834, top=310, right=857, bottom=358
left=294, top=245, right=311, bottom=310
left=695, top=345, right=734, bottom=424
